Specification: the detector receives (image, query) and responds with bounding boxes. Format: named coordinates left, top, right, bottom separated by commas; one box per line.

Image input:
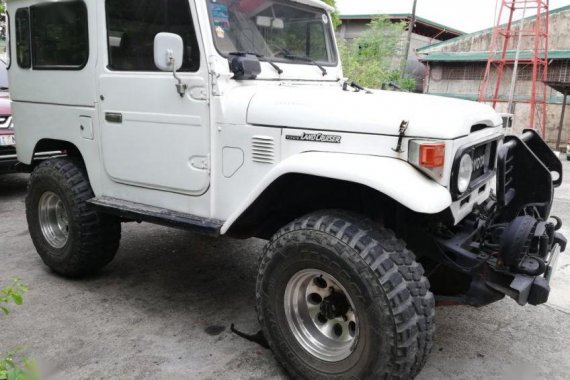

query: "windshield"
left=207, top=0, right=337, bottom=65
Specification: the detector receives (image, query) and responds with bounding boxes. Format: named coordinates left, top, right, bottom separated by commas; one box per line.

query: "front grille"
left=470, top=141, right=497, bottom=183
left=452, top=138, right=500, bottom=199
left=0, top=116, right=11, bottom=129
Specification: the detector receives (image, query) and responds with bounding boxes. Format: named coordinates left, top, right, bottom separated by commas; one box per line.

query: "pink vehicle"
left=0, top=58, right=15, bottom=175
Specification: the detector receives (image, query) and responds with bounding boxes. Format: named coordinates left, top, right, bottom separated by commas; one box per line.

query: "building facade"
left=418, top=6, right=570, bottom=149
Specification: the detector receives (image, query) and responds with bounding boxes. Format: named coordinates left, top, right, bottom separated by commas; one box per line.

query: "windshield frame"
left=205, top=0, right=339, bottom=68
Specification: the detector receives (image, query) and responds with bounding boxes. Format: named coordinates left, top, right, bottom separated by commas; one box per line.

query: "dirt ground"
left=1, top=160, right=569, bottom=380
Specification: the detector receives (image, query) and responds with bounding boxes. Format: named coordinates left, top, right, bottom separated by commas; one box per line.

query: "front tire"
left=256, top=211, right=434, bottom=379
left=26, top=158, right=121, bottom=277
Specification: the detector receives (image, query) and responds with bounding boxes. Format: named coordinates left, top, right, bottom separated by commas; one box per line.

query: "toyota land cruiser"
left=7, top=0, right=567, bottom=378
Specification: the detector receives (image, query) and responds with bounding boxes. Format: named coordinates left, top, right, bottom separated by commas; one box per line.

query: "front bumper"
left=0, top=148, right=18, bottom=175
left=434, top=130, right=566, bottom=306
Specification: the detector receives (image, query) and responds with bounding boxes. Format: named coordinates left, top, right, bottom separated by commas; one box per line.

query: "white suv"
left=7, top=0, right=567, bottom=378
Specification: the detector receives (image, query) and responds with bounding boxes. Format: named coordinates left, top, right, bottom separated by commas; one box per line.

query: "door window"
left=15, top=8, right=31, bottom=69
left=15, top=2, right=89, bottom=70
left=105, top=0, right=200, bottom=72
left=30, top=1, right=89, bottom=69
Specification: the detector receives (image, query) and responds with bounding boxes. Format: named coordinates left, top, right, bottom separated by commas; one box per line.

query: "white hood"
left=246, top=86, right=503, bottom=139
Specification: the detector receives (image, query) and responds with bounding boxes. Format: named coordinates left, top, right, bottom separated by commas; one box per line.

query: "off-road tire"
left=328, top=211, right=435, bottom=378
left=26, top=158, right=121, bottom=277
left=256, top=211, right=434, bottom=379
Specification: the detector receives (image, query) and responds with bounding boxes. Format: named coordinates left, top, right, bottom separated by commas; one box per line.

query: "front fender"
left=221, top=152, right=452, bottom=234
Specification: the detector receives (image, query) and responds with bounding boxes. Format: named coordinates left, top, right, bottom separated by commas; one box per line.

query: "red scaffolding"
left=479, top=0, right=550, bottom=136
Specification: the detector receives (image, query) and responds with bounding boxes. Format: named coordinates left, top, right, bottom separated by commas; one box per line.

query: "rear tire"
left=26, top=158, right=121, bottom=277
left=256, top=211, right=434, bottom=379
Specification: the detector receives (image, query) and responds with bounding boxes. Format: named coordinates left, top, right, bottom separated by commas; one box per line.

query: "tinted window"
left=30, top=1, right=89, bottom=69
left=106, top=0, right=200, bottom=72
left=15, top=8, right=31, bottom=69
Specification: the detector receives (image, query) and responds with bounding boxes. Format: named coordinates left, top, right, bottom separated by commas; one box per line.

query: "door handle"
left=105, top=113, right=123, bottom=124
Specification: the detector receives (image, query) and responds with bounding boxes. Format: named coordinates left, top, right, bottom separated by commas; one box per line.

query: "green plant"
left=0, top=350, right=39, bottom=380
left=0, top=280, right=37, bottom=380
left=0, top=279, right=28, bottom=316
left=339, top=17, right=416, bottom=90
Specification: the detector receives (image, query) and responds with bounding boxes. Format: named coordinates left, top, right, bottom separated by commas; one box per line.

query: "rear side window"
left=30, top=2, right=89, bottom=69
left=106, top=0, right=200, bottom=72
left=15, top=8, right=31, bottom=69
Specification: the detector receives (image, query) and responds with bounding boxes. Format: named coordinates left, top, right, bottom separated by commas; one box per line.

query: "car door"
left=99, top=0, right=210, bottom=195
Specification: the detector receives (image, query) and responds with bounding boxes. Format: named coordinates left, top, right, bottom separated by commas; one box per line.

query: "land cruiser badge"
left=286, top=132, right=342, bottom=144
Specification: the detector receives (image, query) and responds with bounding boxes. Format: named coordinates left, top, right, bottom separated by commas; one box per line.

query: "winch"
left=499, top=215, right=565, bottom=275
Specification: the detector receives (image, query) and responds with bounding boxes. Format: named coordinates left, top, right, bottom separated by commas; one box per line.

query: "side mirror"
left=229, top=53, right=261, bottom=80
left=154, top=32, right=187, bottom=97
left=154, top=32, right=183, bottom=71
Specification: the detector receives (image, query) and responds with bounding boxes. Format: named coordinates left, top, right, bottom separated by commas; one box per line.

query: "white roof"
left=292, top=0, right=335, bottom=12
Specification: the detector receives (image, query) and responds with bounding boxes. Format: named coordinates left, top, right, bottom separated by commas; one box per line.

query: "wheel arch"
left=34, top=138, right=82, bottom=157
left=223, top=152, right=453, bottom=239
left=19, top=138, right=85, bottom=172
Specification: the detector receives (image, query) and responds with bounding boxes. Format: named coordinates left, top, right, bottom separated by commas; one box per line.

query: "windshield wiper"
left=282, top=54, right=327, bottom=76
left=229, top=51, right=283, bottom=75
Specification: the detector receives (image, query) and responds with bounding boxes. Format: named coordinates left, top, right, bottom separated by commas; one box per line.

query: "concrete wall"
left=421, top=7, right=570, bottom=149
left=426, top=61, right=569, bottom=148
left=422, top=7, right=569, bottom=54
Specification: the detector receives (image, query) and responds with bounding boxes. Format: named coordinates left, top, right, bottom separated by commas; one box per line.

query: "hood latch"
left=393, top=120, right=409, bottom=153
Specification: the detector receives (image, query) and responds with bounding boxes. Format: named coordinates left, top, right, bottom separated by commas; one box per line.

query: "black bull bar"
left=435, top=129, right=567, bottom=306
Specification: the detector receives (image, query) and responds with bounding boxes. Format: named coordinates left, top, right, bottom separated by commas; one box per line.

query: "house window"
left=30, top=1, right=89, bottom=69
left=105, top=0, right=200, bottom=72
left=15, top=8, right=31, bottom=69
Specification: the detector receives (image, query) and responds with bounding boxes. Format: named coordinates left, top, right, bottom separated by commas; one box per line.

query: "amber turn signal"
left=419, top=143, right=446, bottom=168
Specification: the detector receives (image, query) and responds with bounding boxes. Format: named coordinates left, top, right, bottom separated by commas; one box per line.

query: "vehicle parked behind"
left=0, top=58, right=16, bottom=175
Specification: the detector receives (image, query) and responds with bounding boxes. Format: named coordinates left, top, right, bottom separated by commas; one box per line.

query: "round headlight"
left=457, top=154, right=473, bottom=193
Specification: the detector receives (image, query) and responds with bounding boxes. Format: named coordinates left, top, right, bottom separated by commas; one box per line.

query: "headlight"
left=457, top=154, right=473, bottom=193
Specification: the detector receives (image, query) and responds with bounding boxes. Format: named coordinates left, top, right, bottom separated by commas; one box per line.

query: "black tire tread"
left=328, top=211, right=435, bottom=377
left=257, top=210, right=433, bottom=379
left=26, top=158, right=121, bottom=277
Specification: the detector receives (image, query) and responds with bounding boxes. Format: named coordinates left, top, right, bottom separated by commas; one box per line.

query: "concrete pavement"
left=1, top=161, right=569, bottom=379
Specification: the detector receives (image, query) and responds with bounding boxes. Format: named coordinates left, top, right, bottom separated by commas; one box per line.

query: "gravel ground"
left=1, top=160, right=569, bottom=380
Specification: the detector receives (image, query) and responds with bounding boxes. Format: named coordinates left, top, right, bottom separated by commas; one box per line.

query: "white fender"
left=221, top=152, right=452, bottom=234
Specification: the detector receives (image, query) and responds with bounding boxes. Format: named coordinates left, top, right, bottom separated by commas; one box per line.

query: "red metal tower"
left=479, top=0, right=550, bottom=136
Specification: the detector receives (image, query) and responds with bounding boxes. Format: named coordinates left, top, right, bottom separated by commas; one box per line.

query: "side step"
left=88, top=197, right=223, bottom=237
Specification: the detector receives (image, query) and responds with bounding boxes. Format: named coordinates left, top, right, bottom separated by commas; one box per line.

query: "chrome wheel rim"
left=38, top=191, right=69, bottom=249
left=284, top=269, right=359, bottom=362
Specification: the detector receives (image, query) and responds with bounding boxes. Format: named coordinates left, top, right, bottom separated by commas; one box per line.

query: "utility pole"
left=401, top=0, right=418, bottom=79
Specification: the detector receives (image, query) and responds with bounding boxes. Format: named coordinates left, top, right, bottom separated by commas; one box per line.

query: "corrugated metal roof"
left=420, top=50, right=570, bottom=62
left=339, top=13, right=465, bottom=36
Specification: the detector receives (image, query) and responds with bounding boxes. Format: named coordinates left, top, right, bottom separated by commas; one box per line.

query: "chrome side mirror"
left=154, top=32, right=187, bottom=97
